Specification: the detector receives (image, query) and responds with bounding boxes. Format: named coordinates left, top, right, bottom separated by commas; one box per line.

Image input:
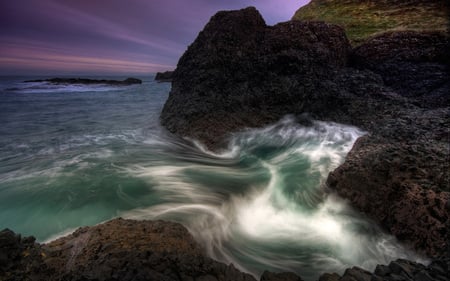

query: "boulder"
left=161, top=7, right=352, bottom=148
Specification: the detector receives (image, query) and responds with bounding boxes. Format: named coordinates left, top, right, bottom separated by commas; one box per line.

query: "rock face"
left=160, top=7, right=450, bottom=257
left=161, top=7, right=351, bottom=148
left=1, top=220, right=448, bottom=281
left=0, top=219, right=255, bottom=281
left=155, top=71, right=174, bottom=82
left=24, top=77, right=142, bottom=85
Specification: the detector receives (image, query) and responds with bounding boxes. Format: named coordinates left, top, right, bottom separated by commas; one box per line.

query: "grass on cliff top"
left=293, top=0, right=450, bottom=45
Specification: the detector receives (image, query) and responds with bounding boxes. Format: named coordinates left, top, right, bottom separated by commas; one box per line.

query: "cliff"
left=293, top=0, right=450, bottom=44
left=160, top=7, right=449, bottom=257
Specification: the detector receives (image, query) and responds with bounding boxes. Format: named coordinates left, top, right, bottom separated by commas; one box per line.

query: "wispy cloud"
left=0, top=0, right=310, bottom=75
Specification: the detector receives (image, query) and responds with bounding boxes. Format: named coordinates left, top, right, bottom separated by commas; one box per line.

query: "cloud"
left=0, top=0, right=310, bottom=75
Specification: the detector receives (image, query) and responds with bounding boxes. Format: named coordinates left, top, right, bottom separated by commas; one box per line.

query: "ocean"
left=0, top=75, right=422, bottom=280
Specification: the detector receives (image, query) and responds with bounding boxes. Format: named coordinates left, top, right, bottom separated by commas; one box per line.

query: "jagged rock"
left=161, top=7, right=351, bottom=148
left=2, top=222, right=448, bottom=281
left=155, top=71, right=174, bottom=82
left=0, top=219, right=256, bottom=281
left=160, top=7, right=449, bottom=257
left=260, top=271, right=303, bottom=281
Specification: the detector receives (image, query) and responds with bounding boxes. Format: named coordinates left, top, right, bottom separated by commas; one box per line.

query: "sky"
left=0, top=0, right=310, bottom=75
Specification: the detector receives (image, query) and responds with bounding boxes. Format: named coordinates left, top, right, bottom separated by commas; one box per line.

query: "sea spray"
left=0, top=79, right=423, bottom=281
left=123, top=117, right=422, bottom=280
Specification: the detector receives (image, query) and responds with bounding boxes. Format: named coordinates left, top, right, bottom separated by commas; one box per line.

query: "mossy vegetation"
left=293, top=0, right=449, bottom=44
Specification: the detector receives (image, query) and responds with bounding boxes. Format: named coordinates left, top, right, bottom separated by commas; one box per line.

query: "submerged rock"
left=160, top=7, right=449, bottom=257
left=1, top=219, right=448, bottom=281
left=24, top=77, right=142, bottom=85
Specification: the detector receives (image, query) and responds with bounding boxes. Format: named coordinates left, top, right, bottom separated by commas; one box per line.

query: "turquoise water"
left=0, top=76, right=422, bottom=280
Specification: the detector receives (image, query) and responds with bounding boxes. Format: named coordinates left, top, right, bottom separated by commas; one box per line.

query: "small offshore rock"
left=155, top=71, right=174, bottom=82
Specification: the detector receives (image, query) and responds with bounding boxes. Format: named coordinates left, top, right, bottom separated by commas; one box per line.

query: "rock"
left=260, top=271, right=303, bottom=281
left=374, top=265, right=391, bottom=276
left=155, top=71, right=174, bottom=82
left=24, top=77, right=142, bottom=86
left=161, top=6, right=449, bottom=257
left=0, top=229, right=48, bottom=280
left=351, top=31, right=450, bottom=108
left=1, top=221, right=449, bottom=281
left=319, top=273, right=341, bottom=281
left=340, top=267, right=372, bottom=281
left=161, top=6, right=352, bottom=148
left=0, top=219, right=257, bottom=281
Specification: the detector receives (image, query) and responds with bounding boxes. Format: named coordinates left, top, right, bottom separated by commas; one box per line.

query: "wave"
left=121, top=117, right=424, bottom=280
left=4, top=81, right=135, bottom=94
left=0, top=115, right=424, bottom=280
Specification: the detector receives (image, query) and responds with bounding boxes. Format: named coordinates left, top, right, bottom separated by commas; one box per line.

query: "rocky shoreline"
left=1, top=4, right=449, bottom=281
left=1, top=218, right=448, bottom=281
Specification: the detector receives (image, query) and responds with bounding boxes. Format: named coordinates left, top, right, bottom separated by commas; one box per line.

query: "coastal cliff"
left=161, top=6, right=449, bottom=257
left=2, top=2, right=449, bottom=281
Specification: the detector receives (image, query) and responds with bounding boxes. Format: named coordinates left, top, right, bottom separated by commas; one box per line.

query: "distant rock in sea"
left=24, top=77, right=142, bottom=86
left=155, top=71, right=174, bottom=82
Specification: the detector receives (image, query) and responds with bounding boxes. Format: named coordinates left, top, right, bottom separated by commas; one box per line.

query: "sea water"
left=0, top=76, right=422, bottom=280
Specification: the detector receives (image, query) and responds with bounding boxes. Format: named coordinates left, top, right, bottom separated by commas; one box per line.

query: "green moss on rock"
left=293, top=0, right=449, bottom=44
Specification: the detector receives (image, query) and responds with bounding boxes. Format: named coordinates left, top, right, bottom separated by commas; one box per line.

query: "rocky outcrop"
left=0, top=219, right=255, bottom=281
left=155, top=71, right=174, bottom=82
left=160, top=7, right=450, bottom=257
left=1, top=220, right=448, bottom=281
left=161, top=7, right=352, bottom=148
left=24, top=77, right=142, bottom=85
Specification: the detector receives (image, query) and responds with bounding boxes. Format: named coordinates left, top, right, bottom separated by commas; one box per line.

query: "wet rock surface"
left=1, top=219, right=448, bottom=281
left=160, top=7, right=449, bottom=257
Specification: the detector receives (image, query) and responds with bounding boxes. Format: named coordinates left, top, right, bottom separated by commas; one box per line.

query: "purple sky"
left=0, top=0, right=310, bottom=75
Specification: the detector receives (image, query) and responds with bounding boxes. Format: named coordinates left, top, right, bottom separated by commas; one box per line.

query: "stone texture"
left=160, top=7, right=450, bottom=257
left=0, top=219, right=256, bottom=281
left=2, top=221, right=448, bottom=281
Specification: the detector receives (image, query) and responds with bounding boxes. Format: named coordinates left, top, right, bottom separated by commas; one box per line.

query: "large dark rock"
left=160, top=7, right=449, bottom=257
left=161, top=7, right=352, bottom=148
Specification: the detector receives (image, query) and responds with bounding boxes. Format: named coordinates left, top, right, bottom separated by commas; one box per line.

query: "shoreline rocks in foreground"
left=24, top=77, right=142, bottom=86
left=160, top=7, right=449, bottom=257
left=1, top=218, right=448, bottom=281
